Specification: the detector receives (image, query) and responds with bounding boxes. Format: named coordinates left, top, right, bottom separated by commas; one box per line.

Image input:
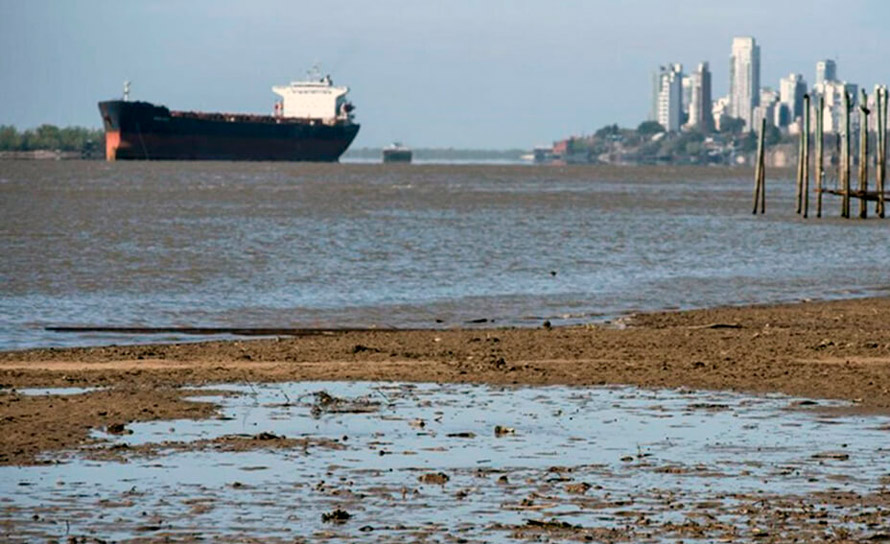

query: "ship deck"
left=169, top=110, right=347, bottom=126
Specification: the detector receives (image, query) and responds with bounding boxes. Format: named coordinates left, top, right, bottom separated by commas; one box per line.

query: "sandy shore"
left=2, top=296, right=890, bottom=465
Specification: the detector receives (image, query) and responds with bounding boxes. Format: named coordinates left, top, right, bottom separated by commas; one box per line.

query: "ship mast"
left=307, top=64, right=322, bottom=82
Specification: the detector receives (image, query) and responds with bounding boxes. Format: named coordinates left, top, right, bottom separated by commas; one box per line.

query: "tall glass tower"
left=729, top=36, right=761, bottom=131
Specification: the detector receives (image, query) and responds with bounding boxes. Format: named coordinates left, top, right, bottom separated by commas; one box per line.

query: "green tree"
left=718, top=116, right=746, bottom=134
left=0, top=124, right=103, bottom=152
left=19, top=129, right=35, bottom=151
left=637, top=120, right=665, bottom=135
left=739, top=131, right=758, bottom=153
left=678, top=131, right=704, bottom=154
left=34, top=124, right=62, bottom=150
left=595, top=123, right=620, bottom=138
left=765, top=125, right=781, bottom=146
left=0, top=125, right=21, bottom=151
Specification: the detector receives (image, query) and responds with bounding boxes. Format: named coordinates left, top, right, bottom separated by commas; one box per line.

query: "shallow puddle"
left=2, top=386, right=102, bottom=396
left=2, top=382, right=888, bottom=542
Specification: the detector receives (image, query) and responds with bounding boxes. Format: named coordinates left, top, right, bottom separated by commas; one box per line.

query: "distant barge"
left=98, top=72, right=359, bottom=162
left=382, top=142, right=412, bottom=163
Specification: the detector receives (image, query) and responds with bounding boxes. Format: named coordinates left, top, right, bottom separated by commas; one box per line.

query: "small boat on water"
left=382, top=142, right=412, bottom=163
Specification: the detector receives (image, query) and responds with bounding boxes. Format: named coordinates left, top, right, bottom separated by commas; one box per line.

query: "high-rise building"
left=753, top=87, right=779, bottom=131
left=779, top=73, right=807, bottom=126
left=819, top=80, right=858, bottom=133
left=775, top=104, right=791, bottom=127
left=729, top=36, right=761, bottom=131
left=654, top=64, right=683, bottom=132
left=681, top=75, right=693, bottom=121
left=687, top=62, right=714, bottom=133
left=712, top=96, right=730, bottom=131
left=811, top=60, right=859, bottom=134
left=815, top=59, right=837, bottom=85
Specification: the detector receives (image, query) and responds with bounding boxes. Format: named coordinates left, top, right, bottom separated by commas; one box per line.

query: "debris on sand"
left=565, top=482, right=592, bottom=494
left=321, top=508, right=351, bottom=524
left=524, top=519, right=581, bottom=530
left=418, top=472, right=449, bottom=485
left=85, top=433, right=344, bottom=461
left=494, top=425, right=515, bottom=437
left=106, top=423, right=131, bottom=435
left=687, top=402, right=730, bottom=411
left=352, top=344, right=380, bottom=354
left=688, top=322, right=743, bottom=329
left=812, top=451, right=850, bottom=461
left=309, top=390, right=380, bottom=418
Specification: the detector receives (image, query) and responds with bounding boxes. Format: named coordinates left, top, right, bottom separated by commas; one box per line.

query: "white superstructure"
left=272, top=70, right=353, bottom=122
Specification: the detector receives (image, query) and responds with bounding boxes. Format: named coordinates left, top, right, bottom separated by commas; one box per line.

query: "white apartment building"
left=687, top=62, right=714, bottom=133
left=729, top=36, right=761, bottom=131
left=654, top=64, right=683, bottom=132
left=778, top=73, right=806, bottom=127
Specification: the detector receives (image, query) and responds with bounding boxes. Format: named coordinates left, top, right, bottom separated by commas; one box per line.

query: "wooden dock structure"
left=753, top=86, right=889, bottom=219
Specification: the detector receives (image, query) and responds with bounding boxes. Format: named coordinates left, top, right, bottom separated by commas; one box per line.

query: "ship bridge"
left=272, top=74, right=351, bottom=121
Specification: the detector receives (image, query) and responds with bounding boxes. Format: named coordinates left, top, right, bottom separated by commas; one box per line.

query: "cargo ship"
left=98, top=73, right=359, bottom=161
left=382, top=142, right=412, bottom=163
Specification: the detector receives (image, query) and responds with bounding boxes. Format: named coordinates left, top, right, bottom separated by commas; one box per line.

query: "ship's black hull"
left=98, top=100, right=359, bottom=162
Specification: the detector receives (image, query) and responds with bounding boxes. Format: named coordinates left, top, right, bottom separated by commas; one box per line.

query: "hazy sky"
left=1, top=0, right=888, bottom=148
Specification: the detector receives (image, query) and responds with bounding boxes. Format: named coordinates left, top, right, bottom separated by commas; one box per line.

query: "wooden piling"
left=842, top=91, right=851, bottom=218
left=835, top=133, right=841, bottom=191
left=876, top=87, right=882, bottom=218
left=879, top=87, right=887, bottom=218
left=752, top=118, right=766, bottom=214
left=859, top=89, right=869, bottom=219
left=795, top=126, right=804, bottom=214
left=759, top=129, right=766, bottom=214
left=880, top=85, right=890, bottom=217
left=802, top=94, right=810, bottom=218
left=816, top=95, right=824, bottom=218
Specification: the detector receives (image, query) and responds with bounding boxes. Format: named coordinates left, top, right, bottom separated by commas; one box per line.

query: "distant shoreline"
left=343, top=147, right=529, bottom=162
left=0, top=150, right=101, bottom=160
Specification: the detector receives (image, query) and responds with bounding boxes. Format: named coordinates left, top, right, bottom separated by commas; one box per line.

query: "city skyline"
left=652, top=43, right=878, bottom=137
left=1, top=0, right=888, bottom=148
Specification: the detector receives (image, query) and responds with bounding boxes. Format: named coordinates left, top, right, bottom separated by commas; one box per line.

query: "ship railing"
left=169, top=110, right=350, bottom=125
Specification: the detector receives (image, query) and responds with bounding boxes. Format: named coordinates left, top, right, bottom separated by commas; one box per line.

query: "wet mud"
left=2, top=382, right=889, bottom=542
left=1, top=298, right=889, bottom=541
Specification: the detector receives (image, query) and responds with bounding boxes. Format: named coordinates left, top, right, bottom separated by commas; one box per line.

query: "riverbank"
left=0, top=150, right=94, bottom=160
left=2, top=296, right=889, bottom=465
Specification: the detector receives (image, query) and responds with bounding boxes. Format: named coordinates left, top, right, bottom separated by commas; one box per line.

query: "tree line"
left=0, top=125, right=104, bottom=152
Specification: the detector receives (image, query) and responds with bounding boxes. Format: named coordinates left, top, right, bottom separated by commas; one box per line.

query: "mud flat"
left=2, top=382, right=889, bottom=542
left=1, top=297, right=889, bottom=541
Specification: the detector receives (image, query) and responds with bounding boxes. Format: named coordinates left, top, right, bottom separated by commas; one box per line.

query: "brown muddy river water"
left=2, top=162, right=889, bottom=350
left=2, top=382, right=889, bottom=542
